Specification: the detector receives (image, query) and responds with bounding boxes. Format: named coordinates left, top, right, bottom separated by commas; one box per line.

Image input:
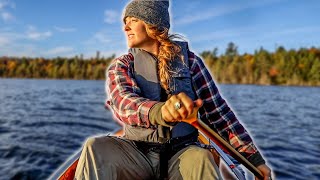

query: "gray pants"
left=75, top=136, right=222, bottom=180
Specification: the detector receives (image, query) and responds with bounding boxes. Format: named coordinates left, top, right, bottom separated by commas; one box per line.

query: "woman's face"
left=124, top=17, right=156, bottom=49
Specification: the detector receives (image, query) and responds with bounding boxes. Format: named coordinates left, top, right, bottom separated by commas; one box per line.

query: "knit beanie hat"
left=123, top=0, right=170, bottom=30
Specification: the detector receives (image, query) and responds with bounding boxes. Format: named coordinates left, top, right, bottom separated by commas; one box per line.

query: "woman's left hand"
left=255, top=164, right=272, bottom=180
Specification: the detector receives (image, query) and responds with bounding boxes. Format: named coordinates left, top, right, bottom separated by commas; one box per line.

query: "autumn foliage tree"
left=1, top=44, right=320, bottom=86
left=199, top=43, right=320, bottom=86
left=0, top=54, right=115, bottom=80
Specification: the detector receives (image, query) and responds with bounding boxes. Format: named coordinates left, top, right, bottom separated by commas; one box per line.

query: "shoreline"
left=1, top=77, right=319, bottom=87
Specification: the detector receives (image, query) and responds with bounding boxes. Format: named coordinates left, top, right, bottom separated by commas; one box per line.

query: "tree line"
left=201, top=42, right=320, bottom=86
left=0, top=52, right=115, bottom=80
left=0, top=43, right=319, bottom=86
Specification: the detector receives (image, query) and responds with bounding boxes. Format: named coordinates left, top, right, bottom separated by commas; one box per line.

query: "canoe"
left=49, top=127, right=245, bottom=180
left=49, top=107, right=264, bottom=180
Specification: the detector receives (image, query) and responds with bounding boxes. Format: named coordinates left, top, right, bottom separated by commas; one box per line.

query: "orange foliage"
left=244, top=54, right=254, bottom=65
left=269, top=67, right=279, bottom=77
left=298, top=64, right=304, bottom=69
left=7, top=60, right=17, bottom=70
left=45, top=62, right=53, bottom=72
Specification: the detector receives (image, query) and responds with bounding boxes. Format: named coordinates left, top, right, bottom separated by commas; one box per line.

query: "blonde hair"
left=145, top=24, right=183, bottom=91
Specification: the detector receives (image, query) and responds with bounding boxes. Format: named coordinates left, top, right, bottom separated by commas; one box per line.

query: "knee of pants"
left=83, top=136, right=114, bottom=151
left=82, top=136, right=123, bottom=163
left=180, top=146, right=215, bottom=164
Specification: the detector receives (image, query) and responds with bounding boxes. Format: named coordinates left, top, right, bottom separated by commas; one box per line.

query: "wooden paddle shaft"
left=193, top=119, right=264, bottom=180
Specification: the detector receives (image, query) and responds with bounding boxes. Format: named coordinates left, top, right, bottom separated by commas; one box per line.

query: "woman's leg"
left=168, top=145, right=222, bottom=180
left=75, top=136, right=154, bottom=180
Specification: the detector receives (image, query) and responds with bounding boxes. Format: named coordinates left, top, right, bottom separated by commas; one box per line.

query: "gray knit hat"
left=123, top=0, right=170, bottom=30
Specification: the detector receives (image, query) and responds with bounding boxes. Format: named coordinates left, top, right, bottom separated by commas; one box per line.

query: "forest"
left=0, top=42, right=319, bottom=86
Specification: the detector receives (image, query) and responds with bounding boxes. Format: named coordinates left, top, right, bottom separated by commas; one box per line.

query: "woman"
left=75, top=0, right=272, bottom=179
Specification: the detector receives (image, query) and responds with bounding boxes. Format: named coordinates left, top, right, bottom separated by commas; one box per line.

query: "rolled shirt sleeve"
left=106, top=54, right=157, bottom=128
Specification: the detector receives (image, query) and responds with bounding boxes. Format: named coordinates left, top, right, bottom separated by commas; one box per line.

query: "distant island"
left=1, top=42, right=319, bottom=86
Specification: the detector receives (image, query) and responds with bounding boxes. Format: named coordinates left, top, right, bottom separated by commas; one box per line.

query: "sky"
left=0, top=0, right=319, bottom=58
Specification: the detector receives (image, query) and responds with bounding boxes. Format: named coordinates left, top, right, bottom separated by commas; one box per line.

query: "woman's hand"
left=161, top=92, right=203, bottom=123
left=255, top=164, right=272, bottom=180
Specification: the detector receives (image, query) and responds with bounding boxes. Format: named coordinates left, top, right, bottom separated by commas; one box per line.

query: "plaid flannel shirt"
left=106, top=51, right=258, bottom=158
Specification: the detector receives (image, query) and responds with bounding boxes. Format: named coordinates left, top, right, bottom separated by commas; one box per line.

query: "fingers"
left=177, top=93, right=194, bottom=117
left=194, top=98, right=203, bottom=108
left=167, top=97, right=183, bottom=120
left=162, top=96, right=181, bottom=122
left=161, top=92, right=203, bottom=123
left=161, top=104, right=176, bottom=122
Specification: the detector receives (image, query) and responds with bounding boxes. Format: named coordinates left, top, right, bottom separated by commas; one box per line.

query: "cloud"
left=0, top=30, right=21, bottom=46
left=0, top=0, right=8, bottom=11
left=82, top=27, right=126, bottom=58
left=0, top=35, right=75, bottom=57
left=104, top=10, right=119, bottom=24
left=175, top=0, right=283, bottom=25
left=1, top=11, right=14, bottom=21
left=0, top=0, right=15, bottom=10
left=0, top=36, right=10, bottom=45
left=191, top=25, right=320, bottom=44
left=26, top=26, right=52, bottom=40
left=0, top=44, right=37, bottom=57
left=0, top=30, right=15, bottom=46
left=81, top=48, right=126, bottom=59
left=26, top=31, right=52, bottom=40
left=0, top=30, right=39, bottom=57
left=54, top=26, right=76, bottom=33
left=93, top=32, right=111, bottom=43
left=44, top=46, right=74, bottom=56
left=190, top=24, right=320, bottom=54
left=1, top=26, right=53, bottom=43
left=85, top=31, right=111, bottom=45
left=0, top=25, right=75, bottom=57
left=0, top=1, right=5, bottom=9
left=190, top=26, right=258, bottom=43
left=0, top=0, right=15, bottom=22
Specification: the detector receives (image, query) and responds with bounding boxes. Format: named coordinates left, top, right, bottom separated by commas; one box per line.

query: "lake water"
left=0, top=78, right=319, bottom=180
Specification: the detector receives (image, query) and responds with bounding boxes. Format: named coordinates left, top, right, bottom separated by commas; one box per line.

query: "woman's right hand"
left=161, top=92, right=203, bottom=123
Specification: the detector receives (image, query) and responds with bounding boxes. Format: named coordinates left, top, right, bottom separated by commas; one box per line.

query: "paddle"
left=182, top=107, right=264, bottom=180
